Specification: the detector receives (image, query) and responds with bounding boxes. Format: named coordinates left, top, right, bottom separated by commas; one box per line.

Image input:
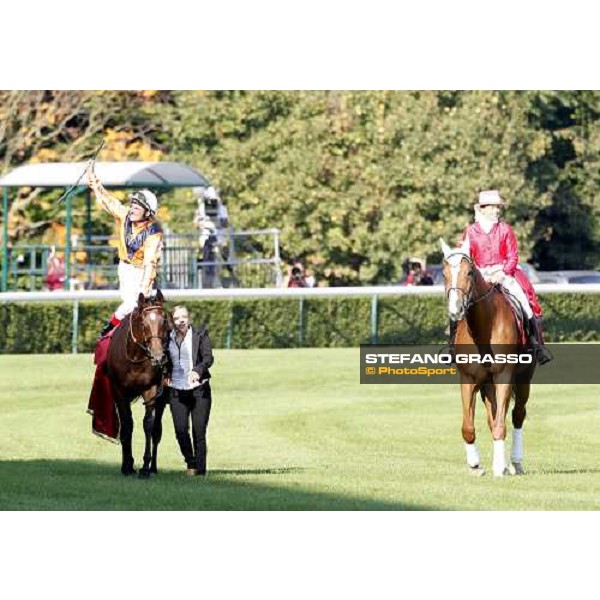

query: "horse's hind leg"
left=461, top=383, right=484, bottom=475
left=509, top=382, right=530, bottom=475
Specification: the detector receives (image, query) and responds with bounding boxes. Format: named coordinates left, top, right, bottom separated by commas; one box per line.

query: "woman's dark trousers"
left=169, top=384, right=212, bottom=474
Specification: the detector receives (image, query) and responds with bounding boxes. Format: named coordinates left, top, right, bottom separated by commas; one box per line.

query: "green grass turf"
left=1, top=349, right=599, bottom=510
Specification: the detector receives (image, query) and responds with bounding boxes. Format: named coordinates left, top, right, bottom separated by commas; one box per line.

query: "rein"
left=125, top=305, right=168, bottom=365
left=444, top=252, right=499, bottom=312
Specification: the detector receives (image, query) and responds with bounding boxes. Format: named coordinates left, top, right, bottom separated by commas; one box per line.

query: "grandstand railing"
left=1, top=284, right=599, bottom=353
left=3, top=228, right=283, bottom=292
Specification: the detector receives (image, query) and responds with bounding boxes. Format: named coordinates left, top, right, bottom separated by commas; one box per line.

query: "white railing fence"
left=1, top=284, right=599, bottom=353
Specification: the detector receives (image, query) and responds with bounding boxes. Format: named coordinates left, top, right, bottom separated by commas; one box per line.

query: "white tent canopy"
left=0, top=161, right=210, bottom=189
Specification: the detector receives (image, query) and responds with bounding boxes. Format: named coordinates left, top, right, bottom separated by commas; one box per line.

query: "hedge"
left=0, top=293, right=599, bottom=354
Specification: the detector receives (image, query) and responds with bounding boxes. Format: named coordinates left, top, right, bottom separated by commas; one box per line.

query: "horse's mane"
left=471, top=264, right=494, bottom=294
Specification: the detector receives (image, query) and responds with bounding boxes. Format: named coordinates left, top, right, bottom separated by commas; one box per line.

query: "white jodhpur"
left=480, top=266, right=533, bottom=320
left=500, top=276, right=533, bottom=319
left=115, top=261, right=145, bottom=319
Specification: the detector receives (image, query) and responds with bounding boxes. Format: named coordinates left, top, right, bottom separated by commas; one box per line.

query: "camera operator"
left=288, top=264, right=307, bottom=288
left=285, top=260, right=315, bottom=288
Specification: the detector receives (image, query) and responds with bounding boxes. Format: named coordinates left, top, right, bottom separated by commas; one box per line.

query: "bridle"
left=125, top=305, right=168, bottom=366
left=444, top=252, right=498, bottom=314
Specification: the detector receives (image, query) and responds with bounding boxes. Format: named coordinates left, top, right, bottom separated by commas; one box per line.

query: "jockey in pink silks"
left=451, top=190, right=552, bottom=365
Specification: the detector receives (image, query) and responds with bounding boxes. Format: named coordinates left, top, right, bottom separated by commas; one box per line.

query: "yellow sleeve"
left=140, top=232, right=163, bottom=296
left=90, top=178, right=128, bottom=220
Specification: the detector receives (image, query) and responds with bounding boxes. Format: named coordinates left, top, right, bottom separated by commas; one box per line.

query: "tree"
left=167, top=90, right=553, bottom=284
left=0, top=90, right=167, bottom=242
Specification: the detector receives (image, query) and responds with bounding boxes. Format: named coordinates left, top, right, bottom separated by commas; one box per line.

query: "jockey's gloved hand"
left=490, top=270, right=505, bottom=285
left=86, top=160, right=96, bottom=183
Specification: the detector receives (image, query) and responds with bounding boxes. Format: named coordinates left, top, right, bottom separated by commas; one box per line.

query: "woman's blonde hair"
left=171, top=305, right=189, bottom=318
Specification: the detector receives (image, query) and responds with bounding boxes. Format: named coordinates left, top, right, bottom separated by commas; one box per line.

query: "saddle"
left=95, top=326, right=118, bottom=369
left=497, top=286, right=528, bottom=346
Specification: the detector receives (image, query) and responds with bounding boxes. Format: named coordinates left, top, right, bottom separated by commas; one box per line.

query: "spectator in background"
left=402, top=260, right=433, bottom=286
left=284, top=260, right=315, bottom=288
left=404, top=261, right=422, bottom=286
left=44, top=246, right=66, bottom=291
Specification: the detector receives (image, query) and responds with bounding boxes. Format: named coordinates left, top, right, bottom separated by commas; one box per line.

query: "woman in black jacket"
left=165, top=305, right=214, bottom=476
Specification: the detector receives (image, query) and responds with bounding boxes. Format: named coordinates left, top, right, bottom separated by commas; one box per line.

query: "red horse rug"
left=87, top=333, right=120, bottom=443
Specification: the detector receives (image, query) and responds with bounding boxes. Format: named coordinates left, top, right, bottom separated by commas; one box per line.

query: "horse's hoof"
left=469, top=466, right=485, bottom=477
left=121, top=468, right=137, bottom=476
left=493, top=468, right=510, bottom=477
left=138, top=470, right=151, bottom=479
left=509, top=462, right=525, bottom=476
left=150, top=466, right=158, bottom=475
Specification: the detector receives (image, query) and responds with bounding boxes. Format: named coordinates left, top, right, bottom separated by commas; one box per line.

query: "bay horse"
left=106, top=290, right=169, bottom=477
left=440, top=237, right=536, bottom=477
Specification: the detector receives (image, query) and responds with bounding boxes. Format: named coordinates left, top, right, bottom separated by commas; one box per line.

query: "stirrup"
left=438, top=344, right=456, bottom=363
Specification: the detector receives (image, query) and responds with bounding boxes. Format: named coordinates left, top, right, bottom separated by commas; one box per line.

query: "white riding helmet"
left=130, top=189, right=158, bottom=216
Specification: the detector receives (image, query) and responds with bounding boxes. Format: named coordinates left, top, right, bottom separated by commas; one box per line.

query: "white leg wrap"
left=511, top=428, right=523, bottom=463
left=501, top=276, right=533, bottom=319
left=492, top=439, right=507, bottom=476
left=464, top=442, right=480, bottom=468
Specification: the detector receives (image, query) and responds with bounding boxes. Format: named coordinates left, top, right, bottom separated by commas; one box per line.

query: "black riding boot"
left=98, top=319, right=116, bottom=340
left=527, top=316, right=553, bottom=365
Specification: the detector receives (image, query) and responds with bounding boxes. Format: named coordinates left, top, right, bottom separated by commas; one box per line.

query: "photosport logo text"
left=359, top=344, right=600, bottom=385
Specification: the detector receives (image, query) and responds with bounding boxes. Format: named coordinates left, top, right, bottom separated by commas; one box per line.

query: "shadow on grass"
left=0, top=459, right=432, bottom=511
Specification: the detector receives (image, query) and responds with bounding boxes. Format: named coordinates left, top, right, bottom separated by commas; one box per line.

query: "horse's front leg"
left=460, top=382, right=483, bottom=475
left=140, top=405, right=155, bottom=478
left=150, top=397, right=166, bottom=474
left=114, top=388, right=136, bottom=475
left=491, top=381, right=512, bottom=477
left=140, top=385, right=161, bottom=478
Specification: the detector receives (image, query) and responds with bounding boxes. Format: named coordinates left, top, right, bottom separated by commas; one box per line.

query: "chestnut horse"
left=106, top=290, right=169, bottom=477
left=440, top=237, right=536, bottom=477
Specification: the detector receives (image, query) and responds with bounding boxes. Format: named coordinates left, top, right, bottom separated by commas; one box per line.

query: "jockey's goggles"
left=129, top=191, right=152, bottom=213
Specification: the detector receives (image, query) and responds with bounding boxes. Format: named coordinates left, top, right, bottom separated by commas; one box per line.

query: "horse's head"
left=134, top=290, right=168, bottom=368
left=440, top=237, right=475, bottom=321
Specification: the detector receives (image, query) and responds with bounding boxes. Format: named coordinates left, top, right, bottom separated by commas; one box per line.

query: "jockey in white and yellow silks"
left=86, top=164, right=163, bottom=337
